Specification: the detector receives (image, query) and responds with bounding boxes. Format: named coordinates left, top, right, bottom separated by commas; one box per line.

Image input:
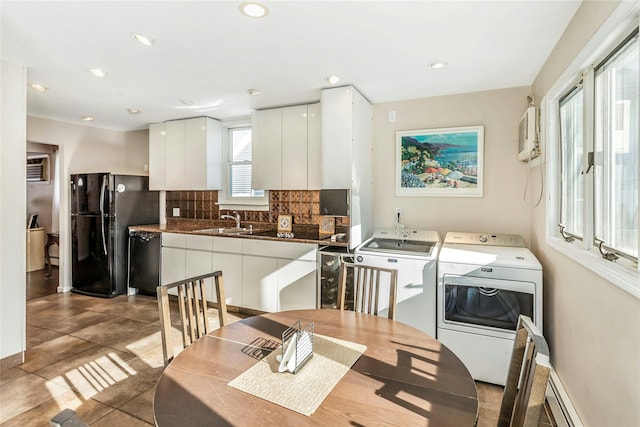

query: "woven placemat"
left=227, top=334, right=367, bottom=416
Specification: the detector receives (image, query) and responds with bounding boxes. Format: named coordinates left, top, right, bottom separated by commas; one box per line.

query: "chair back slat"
left=157, top=271, right=229, bottom=366
left=498, top=315, right=551, bottom=427
left=338, top=262, right=398, bottom=320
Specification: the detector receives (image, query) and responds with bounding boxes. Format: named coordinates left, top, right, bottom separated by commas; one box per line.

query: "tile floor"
left=1, top=271, right=553, bottom=426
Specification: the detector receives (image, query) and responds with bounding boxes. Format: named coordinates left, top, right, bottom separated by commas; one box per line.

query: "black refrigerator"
left=70, top=173, right=159, bottom=297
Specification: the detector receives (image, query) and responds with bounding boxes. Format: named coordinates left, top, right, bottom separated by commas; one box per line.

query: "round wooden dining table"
left=153, top=309, right=478, bottom=426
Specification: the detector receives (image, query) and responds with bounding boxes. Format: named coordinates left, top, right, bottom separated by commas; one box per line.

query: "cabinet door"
left=184, top=117, right=207, bottom=190
left=277, top=258, right=317, bottom=311
left=321, top=87, right=352, bottom=188
left=306, top=103, right=322, bottom=190
left=282, top=105, right=308, bottom=189
left=252, top=108, right=282, bottom=190
left=185, top=248, right=214, bottom=301
left=212, top=252, right=242, bottom=306
left=165, top=120, right=185, bottom=190
left=242, top=255, right=278, bottom=312
left=149, top=122, right=166, bottom=191
left=161, top=247, right=186, bottom=296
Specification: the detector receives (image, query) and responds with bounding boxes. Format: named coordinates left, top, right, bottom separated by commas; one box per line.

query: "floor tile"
left=0, top=373, right=70, bottom=423
left=119, top=384, right=156, bottom=424
left=34, top=345, right=138, bottom=393
left=0, top=367, right=27, bottom=387
left=20, top=335, right=97, bottom=373
left=89, top=408, right=152, bottom=426
left=0, top=390, right=113, bottom=427
left=26, top=324, right=65, bottom=348
left=70, top=317, right=159, bottom=353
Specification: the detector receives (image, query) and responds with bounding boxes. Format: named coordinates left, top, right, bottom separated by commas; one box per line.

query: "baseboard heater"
left=546, top=366, right=583, bottom=427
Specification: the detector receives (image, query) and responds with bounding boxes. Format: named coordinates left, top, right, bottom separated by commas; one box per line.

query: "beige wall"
left=372, top=87, right=534, bottom=243
left=26, top=142, right=57, bottom=234
left=26, top=117, right=149, bottom=292
left=530, top=1, right=640, bottom=426
left=126, top=129, right=150, bottom=176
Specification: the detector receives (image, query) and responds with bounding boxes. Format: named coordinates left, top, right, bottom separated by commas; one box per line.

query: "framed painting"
left=396, top=125, right=484, bottom=197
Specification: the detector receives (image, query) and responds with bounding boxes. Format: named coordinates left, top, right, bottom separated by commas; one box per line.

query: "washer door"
left=442, top=274, right=535, bottom=331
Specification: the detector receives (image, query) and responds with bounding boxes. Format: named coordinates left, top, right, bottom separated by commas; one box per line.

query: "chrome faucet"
left=221, top=211, right=241, bottom=228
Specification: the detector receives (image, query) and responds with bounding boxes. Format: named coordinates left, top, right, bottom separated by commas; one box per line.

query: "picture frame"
left=277, top=215, right=293, bottom=233
left=396, top=125, right=484, bottom=197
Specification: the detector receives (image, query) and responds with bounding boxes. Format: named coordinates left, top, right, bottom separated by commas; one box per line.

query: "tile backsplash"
left=165, top=190, right=349, bottom=227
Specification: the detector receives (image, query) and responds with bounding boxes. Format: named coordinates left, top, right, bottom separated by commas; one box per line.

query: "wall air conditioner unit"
left=518, top=106, right=539, bottom=161
left=27, top=153, right=50, bottom=183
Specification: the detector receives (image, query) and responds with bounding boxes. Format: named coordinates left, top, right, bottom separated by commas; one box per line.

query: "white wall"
left=26, top=117, right=143, bottom=292
left=372, top=87, right=533, bottom=243
left=1, top=62, right=27, bottom=362
left=530, top=1, right=640, bottom=426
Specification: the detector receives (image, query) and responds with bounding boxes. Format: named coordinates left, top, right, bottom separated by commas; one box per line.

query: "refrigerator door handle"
left=100, top=175, right=108, bottom=256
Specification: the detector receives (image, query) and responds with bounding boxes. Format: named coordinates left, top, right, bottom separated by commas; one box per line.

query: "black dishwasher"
left=128, top=230, right=161, bottom=296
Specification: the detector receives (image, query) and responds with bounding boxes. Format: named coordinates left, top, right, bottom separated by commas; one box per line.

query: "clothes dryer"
left=437, top=232, right=542, bottom=385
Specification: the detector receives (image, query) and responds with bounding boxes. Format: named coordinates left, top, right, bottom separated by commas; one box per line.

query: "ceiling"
left=1, top=1, right=581, bottom=132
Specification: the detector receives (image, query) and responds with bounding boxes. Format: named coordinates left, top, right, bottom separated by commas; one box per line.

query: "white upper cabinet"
left=306, top=102, right=322, bottom=190
left=252, top=103, right=320, bottom=190
left=320, top=86, right=373, bottom=248
left=320, top=86, right=372, bottom=189
left=149, top=116, right=222, bottom=191
left=149, top=122, right=166, bottom=190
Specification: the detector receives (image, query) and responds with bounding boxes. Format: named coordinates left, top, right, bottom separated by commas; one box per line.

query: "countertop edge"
left=129, top=224, right=349, bottom=247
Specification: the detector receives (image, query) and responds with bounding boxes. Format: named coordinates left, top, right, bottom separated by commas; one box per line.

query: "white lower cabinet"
left=242, top=240, right=317, bottom=312
left=277, top=259, right=317, bottom=311
left=242, top=255, right=279, bottom=312
left=161, top=233, right=317, bottom=312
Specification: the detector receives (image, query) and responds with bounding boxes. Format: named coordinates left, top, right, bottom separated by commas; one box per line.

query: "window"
left=218, top=122, right=267, bottom=209
left=593, top=31, right=639, bottom=260
left=552, top=22, right=639, bottom=293
left=559, top=85, right=585, bottom=239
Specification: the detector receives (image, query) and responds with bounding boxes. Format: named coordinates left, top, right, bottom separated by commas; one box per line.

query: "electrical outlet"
left=172, top=207, right=180, bottom=217
left=395, top=207, right=402, bottom=216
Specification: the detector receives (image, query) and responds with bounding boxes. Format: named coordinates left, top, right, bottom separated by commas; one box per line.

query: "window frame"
left=545, top=2, right=640, bottom=299
left=217, top=118, right=269, bottom=211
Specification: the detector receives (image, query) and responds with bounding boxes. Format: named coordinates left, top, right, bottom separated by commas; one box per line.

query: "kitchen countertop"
left=129, top=222, right=349, bottom=247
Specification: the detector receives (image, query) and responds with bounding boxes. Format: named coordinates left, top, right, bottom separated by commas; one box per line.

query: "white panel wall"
left=1, top=61, right=27, bottom=361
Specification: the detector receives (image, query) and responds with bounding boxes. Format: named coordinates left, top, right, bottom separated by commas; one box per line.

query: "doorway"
left=26, top=142, right=59, bottom=301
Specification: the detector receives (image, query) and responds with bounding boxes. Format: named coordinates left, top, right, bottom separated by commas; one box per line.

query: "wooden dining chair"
left=498, top=315, right=551, bottom=427
left=156, top=271, right=228, bottom=366
left=337, top=262, right=398, bottom=320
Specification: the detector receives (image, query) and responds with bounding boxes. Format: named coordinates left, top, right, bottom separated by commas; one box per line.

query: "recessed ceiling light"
left=240, top=2, right=268, bottom=18
left=82, top=116, right=95, bottom=121
left=247, top=89, right=262, bottom=96
left=325, top=75, right=341, bottom=85
left=30, top=83, right=48, bottom=92
left=90, top=68, right=107, bottom=78
left=130, top=33, right=154, bottom=47
left=429, top=61, right=448, bottom=70
left=127, top=108, right=141, bottom=115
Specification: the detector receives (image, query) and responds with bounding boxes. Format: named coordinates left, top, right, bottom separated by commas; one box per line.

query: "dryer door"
left=442, top=274, right=535, bottom=333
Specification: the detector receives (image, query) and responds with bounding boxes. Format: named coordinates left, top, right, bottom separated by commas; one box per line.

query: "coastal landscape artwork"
left=396, top=126, right=484, bottom=197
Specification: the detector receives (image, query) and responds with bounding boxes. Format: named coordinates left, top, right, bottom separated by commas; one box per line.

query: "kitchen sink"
left=194, top=227, right=252, bottom=235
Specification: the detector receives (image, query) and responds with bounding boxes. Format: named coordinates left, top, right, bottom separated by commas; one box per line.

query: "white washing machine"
left=437, top=232, right=542, bottom=386
left=355, top=228, right=440, bottom=336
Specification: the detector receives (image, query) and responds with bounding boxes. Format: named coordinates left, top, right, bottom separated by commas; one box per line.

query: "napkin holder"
left=277, top=321, right=314, bottom=374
